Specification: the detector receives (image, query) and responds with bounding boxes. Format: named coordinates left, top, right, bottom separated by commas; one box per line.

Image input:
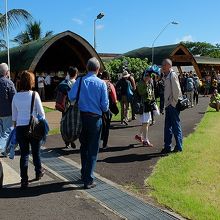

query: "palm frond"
left=0, top=39, right=7, bottom=50
left=27, top=21, right=41, bottom=40
left=12, top=31, right=30, bottom=45
left=0, top=9, right=32, bottom=32
left=45, top=31, right=53, bottom=38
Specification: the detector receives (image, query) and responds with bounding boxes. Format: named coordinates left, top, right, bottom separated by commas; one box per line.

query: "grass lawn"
left=146, top=107, right=220, bottom=220
left=48, top=127, right=60, bottom=135
left=111, top=102, right=133, bottom=122
left=43, top=106, right=55, bottom=113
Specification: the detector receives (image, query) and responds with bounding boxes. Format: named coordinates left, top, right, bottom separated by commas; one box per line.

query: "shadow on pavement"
left=110, top=124, right=140, bottom=130
left=0, top=181, right=81, bottom=198
left=97, top=152, right=164, bottom=163
left=42, top=143, right=144, bottom=157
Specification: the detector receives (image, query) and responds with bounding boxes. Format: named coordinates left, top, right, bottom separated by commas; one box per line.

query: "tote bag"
left=60, top=77, right=82, bottom=142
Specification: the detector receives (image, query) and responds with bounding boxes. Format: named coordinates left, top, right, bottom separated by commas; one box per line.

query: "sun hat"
left=122, top=70, right=130, bottom=78
left=146, top=65, right=160, bottom=74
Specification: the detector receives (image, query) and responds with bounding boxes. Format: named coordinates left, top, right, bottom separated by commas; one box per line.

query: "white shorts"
left=139, top=112, right=152, bottom=124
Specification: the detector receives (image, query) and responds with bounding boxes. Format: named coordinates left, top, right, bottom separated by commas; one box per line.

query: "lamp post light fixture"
left=94, top=12, right=104, bottom=50
left=151, top=21, right=179, bottom=65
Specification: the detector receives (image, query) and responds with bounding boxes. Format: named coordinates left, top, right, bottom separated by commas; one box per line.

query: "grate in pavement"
left=41, top=151, right=177, bottom=220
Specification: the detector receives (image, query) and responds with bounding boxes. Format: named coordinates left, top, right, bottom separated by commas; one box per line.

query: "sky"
left=1, top=0, right=220, bottom=54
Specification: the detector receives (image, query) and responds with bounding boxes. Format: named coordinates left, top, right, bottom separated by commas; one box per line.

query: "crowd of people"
left=1, top=56, right=220, bottom=190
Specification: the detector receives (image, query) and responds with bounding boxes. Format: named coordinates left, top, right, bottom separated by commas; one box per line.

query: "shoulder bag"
left=60, top=77, right=83, bottom=142
left=28, top=92, right=46, bottom=140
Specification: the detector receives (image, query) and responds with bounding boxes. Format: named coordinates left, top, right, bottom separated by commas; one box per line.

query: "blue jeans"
left=16, top=125, right=42, bottom=181
left=79, top=113, right=102, bottom=185
left=164, top=105, right=183, bottom=151
left=0, top=116, right=12, bottom=152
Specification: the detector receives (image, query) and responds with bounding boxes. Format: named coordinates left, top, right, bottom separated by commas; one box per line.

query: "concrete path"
left=0, top=96, right=209, bottom=219
left=0, top=156, right=122, bottom=220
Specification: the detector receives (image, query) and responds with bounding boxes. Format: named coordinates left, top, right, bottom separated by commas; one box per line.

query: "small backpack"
left=107, top=82, right=119, bottom=115
left=186, top=78, right=194, bottom=92
left=55, top=80, right=72, bottom=112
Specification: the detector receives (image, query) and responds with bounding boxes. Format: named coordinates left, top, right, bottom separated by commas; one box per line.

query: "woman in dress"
left=134, top=70, right=155, bottom=147
left=12, top=71, right=45, bottom=189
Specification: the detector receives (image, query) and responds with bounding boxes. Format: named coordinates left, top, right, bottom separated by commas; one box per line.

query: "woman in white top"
left=12, top=71, right=45, bottom=189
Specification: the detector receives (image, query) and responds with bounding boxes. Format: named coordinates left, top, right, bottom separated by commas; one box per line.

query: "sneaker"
left=20, top=179, right=28, bottom=190
left=160, top=148, right=171, bottom=154
left=84, top=181, right=96, bottom=189
left=103, top=145, right=108, bottom=149
left=123, top=119, right=128, bottom=125
left=71, top=142, right=76, bottom=149
left=65, top=142, right=70, bottom=148
left=35, top=168, right=45, bottom=181
left=143, top=140, right=153, bottom=147
left=1, top=152, right=7, bottom=158
left=172, top=147, right=182, bottom=153
left=135, top=135, right=143, bottom=143
left=150, top=120, right=155, bottom=126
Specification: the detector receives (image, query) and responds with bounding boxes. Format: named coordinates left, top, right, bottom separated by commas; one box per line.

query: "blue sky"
left=1, top=0, right=220, bottom=53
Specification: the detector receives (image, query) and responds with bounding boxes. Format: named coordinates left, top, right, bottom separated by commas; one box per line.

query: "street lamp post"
left=94, top=12, right=104, bottom=50
left=5, top=0, right=10, bottom=77
left=151, top=21, right=178, bottom=65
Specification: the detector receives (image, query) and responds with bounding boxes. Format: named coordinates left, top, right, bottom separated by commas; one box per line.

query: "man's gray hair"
left=0, top=63, right=9, bottom=76
left=162, top=58, right=172, bottom=66
left=87, top=57, right=100, bottom=72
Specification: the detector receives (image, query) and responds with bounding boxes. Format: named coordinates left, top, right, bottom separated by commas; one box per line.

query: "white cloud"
left=176, top=35, right=194, bottom=43
left=72, top=18, right=83, bottom=25
left=96, top=24, right=104, bottom=30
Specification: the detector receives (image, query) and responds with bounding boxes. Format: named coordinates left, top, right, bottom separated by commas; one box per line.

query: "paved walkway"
left=1, top=154, right=122, bottom=220
left=1, top=96, right=209, bottom=219
left=43, top=96, right=209, bottom=190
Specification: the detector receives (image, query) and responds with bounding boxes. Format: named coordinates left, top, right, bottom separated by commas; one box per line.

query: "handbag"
left=133, top=92, right=144, bottom=115
left=176, top=97, right=190, bottom=111
left=109, top=95, right=119, bottom=115
left=28, top=92, right=46, bottom=141
left=60, top=77, right=83, bottom=142
left=151, top=101, right=160, bottom=116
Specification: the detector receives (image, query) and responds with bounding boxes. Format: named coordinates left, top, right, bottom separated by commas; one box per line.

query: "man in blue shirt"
left=68, top=57, right=109, bottom=189
left=0, top=63, right=16, bottom=156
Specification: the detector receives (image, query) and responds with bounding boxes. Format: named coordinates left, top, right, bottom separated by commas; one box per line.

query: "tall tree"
left=182, top=41, right=220, bottom=58
left=13, top=21, right=53, bottom=45
left=104, top=56, right=149, bottom=82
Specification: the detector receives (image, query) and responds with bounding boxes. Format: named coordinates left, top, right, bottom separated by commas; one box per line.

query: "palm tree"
left=13, top=21, right=53, bottom=45
left=0, top=9, right=32, bottom=33
left=0, top=8, right=32, bottom=50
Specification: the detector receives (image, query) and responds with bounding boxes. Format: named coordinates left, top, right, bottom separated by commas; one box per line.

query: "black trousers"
left=101, top=111, right=112, bottom=147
